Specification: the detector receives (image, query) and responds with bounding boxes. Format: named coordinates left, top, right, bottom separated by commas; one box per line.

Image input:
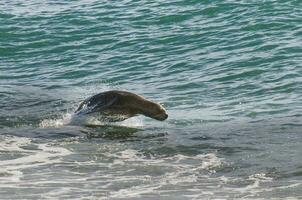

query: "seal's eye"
left=156, top=107, right=164, bottom=114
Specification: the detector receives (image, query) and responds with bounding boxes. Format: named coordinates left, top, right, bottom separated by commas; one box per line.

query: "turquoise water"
left=1, top=0, right=302, bottom=199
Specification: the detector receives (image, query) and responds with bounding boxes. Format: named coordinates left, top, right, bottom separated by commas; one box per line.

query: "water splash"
left=39, top=113, right=74, bottom=128
left=39, top=111, right=144, bottom=128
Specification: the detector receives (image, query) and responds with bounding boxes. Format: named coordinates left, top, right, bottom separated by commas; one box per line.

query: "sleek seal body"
left=75, top=90, right=168, bottom=122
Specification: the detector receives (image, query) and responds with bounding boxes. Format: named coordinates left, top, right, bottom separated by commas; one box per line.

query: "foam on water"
left=101, top=149, right=224, bottom=199
left=39, top=113, right=74, bottom=128
left=39, top=111, right=144, bottom=129
left=1, top=0, right=302, bottom=199
left=0, top=135, right=72, bottom=185
left=0, top=134, right=300, bottom=199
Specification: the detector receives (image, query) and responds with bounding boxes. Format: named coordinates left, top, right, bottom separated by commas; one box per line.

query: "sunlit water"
left=1, top=0, right=302, bottom=199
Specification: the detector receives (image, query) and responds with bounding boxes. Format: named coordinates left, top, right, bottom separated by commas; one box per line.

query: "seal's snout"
left=156, top=105, right=168, bottom=121
left=154, top=112, right=168, bottom=121
left=162, top=113, right=168, bottom=120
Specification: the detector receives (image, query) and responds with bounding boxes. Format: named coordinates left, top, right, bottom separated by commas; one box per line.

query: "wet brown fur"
left=76, top=90, right=168, bottom=121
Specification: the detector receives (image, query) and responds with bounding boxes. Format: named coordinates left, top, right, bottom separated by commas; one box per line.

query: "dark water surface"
left=1, top=0, right=302, bottom=199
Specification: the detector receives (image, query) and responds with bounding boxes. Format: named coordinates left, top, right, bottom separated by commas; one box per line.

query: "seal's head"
left=138, top=100, right=168, bottom=121
left=150, top=103, right=168, bottom=121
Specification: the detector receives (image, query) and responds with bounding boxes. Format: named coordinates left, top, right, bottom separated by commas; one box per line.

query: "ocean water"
left=1, top=0, right=302, bottom=199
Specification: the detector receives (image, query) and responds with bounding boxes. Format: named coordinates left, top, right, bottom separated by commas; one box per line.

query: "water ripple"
left=1, top=1, right=302, bottom=198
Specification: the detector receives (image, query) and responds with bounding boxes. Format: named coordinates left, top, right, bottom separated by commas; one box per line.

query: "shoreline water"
left=1, top=0, right=302, bottom=199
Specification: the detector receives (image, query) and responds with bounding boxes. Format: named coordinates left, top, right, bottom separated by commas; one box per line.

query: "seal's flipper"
left=75, top=101, right=86, bottom=113
left=90, top=96, right=118, bottom=113
left=75, top=95, right=118, bottom=115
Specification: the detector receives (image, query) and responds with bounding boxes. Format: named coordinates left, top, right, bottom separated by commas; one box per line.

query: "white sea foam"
left=97, top=149, right=302, bottom=200
left=0, top=136, right=72, bottom=185
left=39, top=113, right=74, bottom=128
left=101, top=149, right=224, bottom=199
left=0, top=136, right=300, bottom=200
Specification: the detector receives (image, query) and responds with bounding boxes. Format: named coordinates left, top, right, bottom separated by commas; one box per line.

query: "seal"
left=75, top=90, right=168, bottom=122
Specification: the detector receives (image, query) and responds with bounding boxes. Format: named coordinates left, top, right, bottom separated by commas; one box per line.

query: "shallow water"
left=1, top=0, right=302, bottom=199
